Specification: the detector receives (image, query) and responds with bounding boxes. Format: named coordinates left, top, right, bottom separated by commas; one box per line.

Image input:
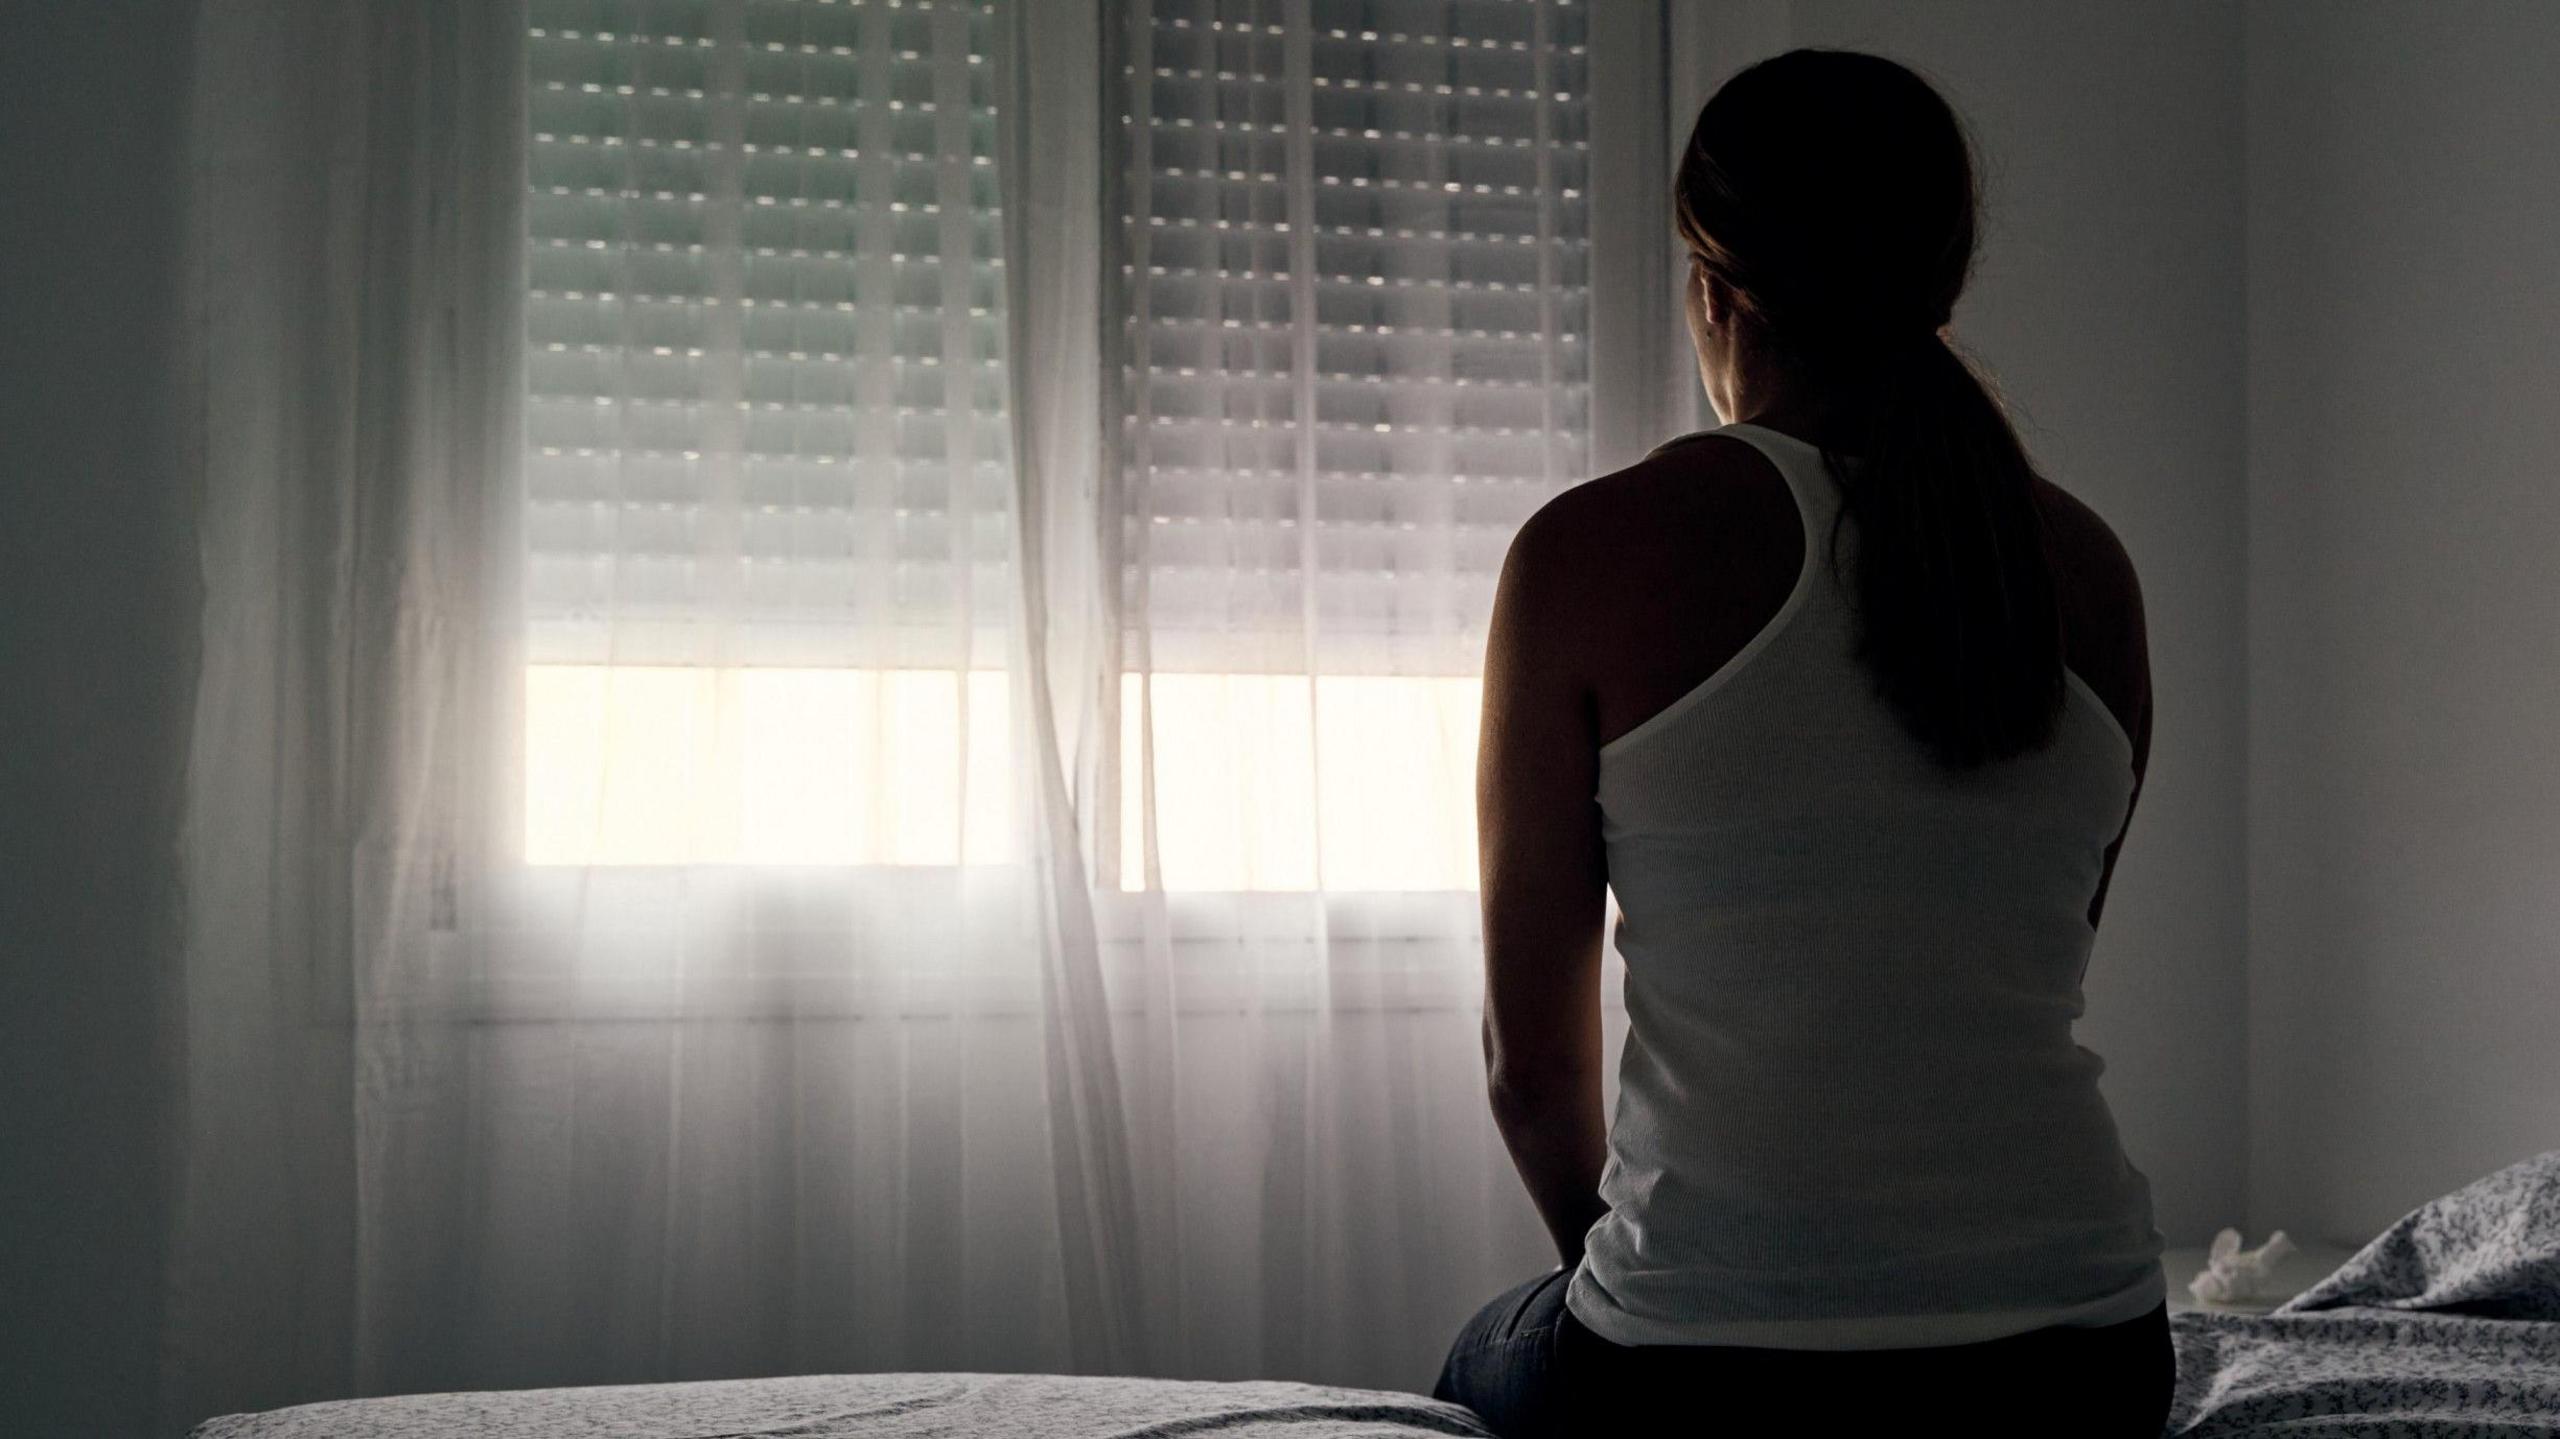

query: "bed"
left=195, top=1153, right=2560, bottom=1438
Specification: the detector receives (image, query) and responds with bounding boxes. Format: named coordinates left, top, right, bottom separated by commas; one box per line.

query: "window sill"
left=358, top=864, right=1627, bottom=1024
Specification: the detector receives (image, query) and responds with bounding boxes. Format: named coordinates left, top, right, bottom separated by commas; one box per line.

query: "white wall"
left=1706, top=1, right=2255, bottom=1248
left=2245, top=0, right=2560, bottom=1245
left=0, top=2, right=199, bottom=1435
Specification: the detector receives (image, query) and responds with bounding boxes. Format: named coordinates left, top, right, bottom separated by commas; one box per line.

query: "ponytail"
left=1823, top=331, right=2064, bottom=771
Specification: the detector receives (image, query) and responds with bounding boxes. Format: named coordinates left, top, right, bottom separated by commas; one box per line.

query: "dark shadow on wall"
left=0, top=2, right=201, bottom=1436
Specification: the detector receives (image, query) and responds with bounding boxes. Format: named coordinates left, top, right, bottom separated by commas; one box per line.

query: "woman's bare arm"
left=2087, top=608, right=2151, bottom=931
left=2045, top=485, right=2152, bottom=933
left=1475, top=500, right=1613, bottom=1269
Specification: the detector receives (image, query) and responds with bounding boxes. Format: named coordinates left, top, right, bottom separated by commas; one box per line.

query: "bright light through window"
left=525, top=667, right=1482, bottom=890
left=1117, top=673, right=1482, bottom=893
left=524, top=666, right=1016, bottom=868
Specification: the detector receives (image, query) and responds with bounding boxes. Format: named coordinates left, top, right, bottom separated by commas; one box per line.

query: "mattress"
left=190, top=1372, right=1495, bottom=1439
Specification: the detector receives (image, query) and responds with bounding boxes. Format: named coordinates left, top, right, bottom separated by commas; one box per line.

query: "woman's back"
left=1573, top=426, right=2149, bottom=783
left=1560, top=417, right=2152, bottom=924
left=1550, top=421, right=2166, bottom=1350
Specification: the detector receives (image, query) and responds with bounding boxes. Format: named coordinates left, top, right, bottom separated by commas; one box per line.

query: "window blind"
left=1116, top=0, right=1592, bottom=676
left=524, top=0, right=1010, bottom=670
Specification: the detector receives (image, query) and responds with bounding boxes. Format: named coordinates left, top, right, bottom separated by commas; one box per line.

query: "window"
left=518, top=0, right=1589, bottom=889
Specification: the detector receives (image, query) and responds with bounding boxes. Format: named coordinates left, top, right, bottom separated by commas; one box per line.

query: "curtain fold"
left=173, top=0, right=528, bottom=1424
left=997, top=0, right=1149, bottom=1372
left=172, top=1, right=1673, bottom=1428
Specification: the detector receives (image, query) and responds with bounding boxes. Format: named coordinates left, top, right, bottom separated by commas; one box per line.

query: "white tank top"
left=1563, top=421, right=2168, bottom=1351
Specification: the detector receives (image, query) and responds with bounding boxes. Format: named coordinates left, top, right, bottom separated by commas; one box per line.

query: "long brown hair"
left=1676, top=49, right=2064, bottom=771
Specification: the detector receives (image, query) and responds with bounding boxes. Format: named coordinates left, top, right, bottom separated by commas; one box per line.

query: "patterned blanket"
left=2167, top=1150, right=2560, bottom=1435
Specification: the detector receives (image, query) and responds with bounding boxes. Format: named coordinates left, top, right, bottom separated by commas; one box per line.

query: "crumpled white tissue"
left=2187, top=1226, right=2296, bottom=1304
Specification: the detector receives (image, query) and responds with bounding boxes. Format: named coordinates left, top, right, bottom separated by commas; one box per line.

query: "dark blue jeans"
left=1433, top=1267, right=2175, bottom=1438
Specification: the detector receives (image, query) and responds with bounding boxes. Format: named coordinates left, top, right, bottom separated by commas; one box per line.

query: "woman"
left=1435, top=49, right=2173, bottom=1437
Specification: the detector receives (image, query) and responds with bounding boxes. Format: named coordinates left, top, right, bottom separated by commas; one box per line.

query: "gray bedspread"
left=2165, top=1149, right=2560, bottom=1436
left=191, top=1373, right=1496, bottom=1439
left=2167, top=1306, right=2560, bottom=1436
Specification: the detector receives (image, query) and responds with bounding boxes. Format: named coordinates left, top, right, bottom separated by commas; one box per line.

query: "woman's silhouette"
left=1435, top=48, right=2172, bottom=1437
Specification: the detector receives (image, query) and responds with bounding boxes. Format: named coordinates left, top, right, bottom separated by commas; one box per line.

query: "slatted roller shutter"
left=1117, top=0, right=1590, bottom=676
left=524, top=0, right=1009, bottom=670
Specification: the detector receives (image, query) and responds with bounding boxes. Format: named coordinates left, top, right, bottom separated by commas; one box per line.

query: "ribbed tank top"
left=1563, top=421, right=2167, bottom=1351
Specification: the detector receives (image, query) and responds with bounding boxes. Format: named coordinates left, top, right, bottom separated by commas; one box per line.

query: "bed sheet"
left=191, top=1372, right=1495, bottom=1439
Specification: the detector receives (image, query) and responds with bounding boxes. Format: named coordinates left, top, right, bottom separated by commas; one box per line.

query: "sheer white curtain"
left=170, top=0, right=1680, bottom=1425
left=176, top=0, right=1136, bottom=1422
left=1091, top=0, right=1605, bottom=1389
left=173, top=2, right=528, bottom=1423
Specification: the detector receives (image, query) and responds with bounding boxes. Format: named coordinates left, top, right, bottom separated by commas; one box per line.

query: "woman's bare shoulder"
left=2032, top=477, right=2143, bottom=622
left=2032, top=475, right=2150, bottom=748
left=1494, top=438, right=1791, bottom=707
left=1514, top=435, right=1771, bottom=551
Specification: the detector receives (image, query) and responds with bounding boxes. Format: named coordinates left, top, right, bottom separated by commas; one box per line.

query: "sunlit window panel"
left=525, top=666, right=1016, bottom=867
left=1312, top=675, right=1482, bottom=892
left=1120, top=672, right=1481, bottom=892
left=519, top=0, right=1017, bottom=869
left=1121, top=672, right=1321, bottom=892
left=531, top=665, right=1484, bottom=884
